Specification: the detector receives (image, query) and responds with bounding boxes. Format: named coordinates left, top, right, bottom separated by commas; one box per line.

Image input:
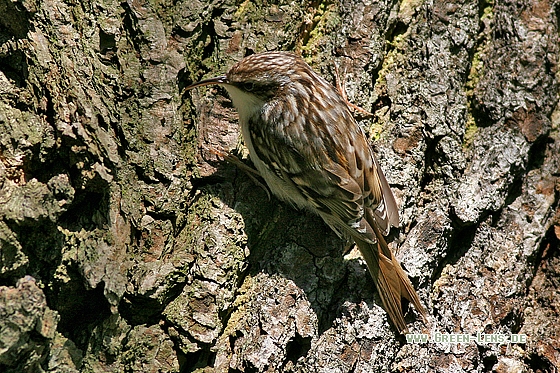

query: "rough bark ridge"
left=0, top=0, right=558, bottom=372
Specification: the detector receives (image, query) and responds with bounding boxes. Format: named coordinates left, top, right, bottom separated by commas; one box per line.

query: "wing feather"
left=248, top=106, right=398, bottom=240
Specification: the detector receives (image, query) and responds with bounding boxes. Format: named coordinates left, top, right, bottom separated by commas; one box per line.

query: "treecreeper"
left=185, top=51, right=427, bottom=333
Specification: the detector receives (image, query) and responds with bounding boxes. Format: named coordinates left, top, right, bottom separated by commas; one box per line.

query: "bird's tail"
left=355, top=225, right=426, bottom=333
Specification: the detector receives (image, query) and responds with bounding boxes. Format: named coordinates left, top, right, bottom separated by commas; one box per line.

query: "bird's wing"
left=248, top=110, right=397, bottom=237
left=371, top=160, right=400, bottom=235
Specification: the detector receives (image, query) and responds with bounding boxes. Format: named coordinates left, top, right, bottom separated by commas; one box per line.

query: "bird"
left=185, top=51, right=426, bottom=333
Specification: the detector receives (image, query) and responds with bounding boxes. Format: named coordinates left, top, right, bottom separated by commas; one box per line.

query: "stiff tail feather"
left=356, top=225, right=427, bottom=333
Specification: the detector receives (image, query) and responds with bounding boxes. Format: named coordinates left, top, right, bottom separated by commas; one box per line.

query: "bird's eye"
left=242, top=82, right=255, bottom=91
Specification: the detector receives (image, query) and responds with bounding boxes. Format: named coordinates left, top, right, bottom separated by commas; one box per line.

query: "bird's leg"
left=207, top=146, right=259, bottom=176
left=333, top=63, right=374, bottom=117
left=206, top=146, right=271, bottom=199
left=341, top=242, right=357, bottom=256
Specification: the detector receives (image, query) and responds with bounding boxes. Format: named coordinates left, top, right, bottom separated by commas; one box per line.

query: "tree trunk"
left=0, top=0, right=558, bottom=372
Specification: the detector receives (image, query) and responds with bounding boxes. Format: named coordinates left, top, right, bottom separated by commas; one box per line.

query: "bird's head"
left=185, top=52, right=318, bottom=117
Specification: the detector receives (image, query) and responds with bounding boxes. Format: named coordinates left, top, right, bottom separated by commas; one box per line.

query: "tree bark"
left=0, top=0, right=558, bottom=372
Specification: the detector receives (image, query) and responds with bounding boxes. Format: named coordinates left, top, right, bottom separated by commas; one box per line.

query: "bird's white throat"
left=223, top=84, right=265, bottom=122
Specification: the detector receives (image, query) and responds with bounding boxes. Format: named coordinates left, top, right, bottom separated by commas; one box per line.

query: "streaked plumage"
left=186, top=51, right=426, bottom=333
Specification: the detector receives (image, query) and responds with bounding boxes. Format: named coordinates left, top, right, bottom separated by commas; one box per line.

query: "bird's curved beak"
left=185, top=75, right=229, bottom=90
